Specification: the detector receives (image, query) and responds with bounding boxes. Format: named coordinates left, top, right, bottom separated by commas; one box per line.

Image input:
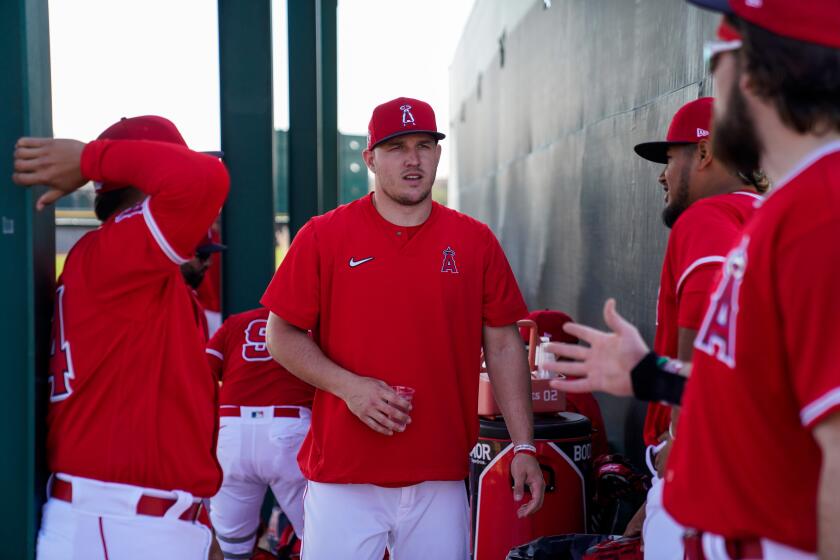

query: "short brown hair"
left=736, top=17, right=840, bottom=135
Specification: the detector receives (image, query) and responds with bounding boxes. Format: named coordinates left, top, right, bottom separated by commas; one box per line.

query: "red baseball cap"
left=366, top=97, right=445, bottom=150
left=705, top=17, right=743, bottom=60
left=634, top=97, right=714, bottom=164
left=97, top=115, right=188, bottom=146
left=686, top=0, right=840, bottom=49
left=519, top=310, right=578, bottom=345
left=94, top=116, right=189, bottom=194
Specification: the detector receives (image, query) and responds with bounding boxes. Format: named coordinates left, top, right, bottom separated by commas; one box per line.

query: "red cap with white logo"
left=634, top=97, right=714, bottom=164
left=687, top=0, right=840, bottom=49
left=366, top=97, right=446, bottom=151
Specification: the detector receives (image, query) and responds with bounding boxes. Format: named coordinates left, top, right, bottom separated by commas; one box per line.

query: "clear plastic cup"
left=536, top=336, right=558, bottom=379
left=392, top=385, right=415, bottom=403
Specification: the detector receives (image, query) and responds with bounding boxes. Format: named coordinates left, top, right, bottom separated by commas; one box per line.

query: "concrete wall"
left=450, top=0, right=717, bottom=457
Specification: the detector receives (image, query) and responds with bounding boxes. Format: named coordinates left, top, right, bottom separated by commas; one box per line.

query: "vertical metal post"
left=0, top=0, right=54, bottom=556
left=318, top=0, right=339, bottom=212
left=287, top=0, right=321, bottom=237
left=218, top=0, right=276, bottom=315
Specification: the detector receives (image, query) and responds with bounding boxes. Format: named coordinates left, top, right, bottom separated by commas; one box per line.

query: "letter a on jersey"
left=441, top=246, right=459, bottom=274
left=694, top=236, right=750, bottom=368
left=49, top=285, right=76, bottom=401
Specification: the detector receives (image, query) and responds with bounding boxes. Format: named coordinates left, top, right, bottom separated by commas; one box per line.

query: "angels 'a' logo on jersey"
left=242, top=319, right=272, bottom=362
left=694, top=236, right=750, bottom=368
left=49, top=285, right=76, bottom=402
left=441, top=246, right=459, bottom=274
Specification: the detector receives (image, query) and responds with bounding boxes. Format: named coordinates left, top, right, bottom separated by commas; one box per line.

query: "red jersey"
left=47, top=139, right=229, bottom=497
left=644, top=191, right=761, bottom=445
left=665, top=143, right=840, bottom=552
left=261, top=194, right=528, bottom=485
left=206, top=307, right=316, bottom=407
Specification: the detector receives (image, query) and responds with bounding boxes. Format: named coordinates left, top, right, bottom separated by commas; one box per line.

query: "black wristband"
left=631, top=351, right=686, bottom=405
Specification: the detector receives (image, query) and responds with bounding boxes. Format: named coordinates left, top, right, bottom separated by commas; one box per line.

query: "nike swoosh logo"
left=349, top=257, right=374, bottom=268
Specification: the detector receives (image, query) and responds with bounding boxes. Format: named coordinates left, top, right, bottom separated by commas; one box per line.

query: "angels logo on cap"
left=400, top=104, right=416, bottom=127
left=367, top=97, right=446, bottom=150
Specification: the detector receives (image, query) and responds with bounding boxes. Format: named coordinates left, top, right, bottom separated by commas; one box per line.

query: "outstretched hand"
left=12, top=138, right=87, bottom=210
left=543, top=299, right=648, bottom=397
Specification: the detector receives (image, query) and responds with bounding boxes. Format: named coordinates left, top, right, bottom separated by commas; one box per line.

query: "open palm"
left=543, top=299, right=648, bottom=397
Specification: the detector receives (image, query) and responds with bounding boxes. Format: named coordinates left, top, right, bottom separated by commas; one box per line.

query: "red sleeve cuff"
left=80, top=140, right=106, bottom=182
left=484, top=305, right=528, bottom=328
left=259, top=298, right=316, bottom=332
left=801, top=387, right=840, bottom=428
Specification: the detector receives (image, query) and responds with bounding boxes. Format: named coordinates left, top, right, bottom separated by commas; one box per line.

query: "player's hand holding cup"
left=388, top=385, right=415, bottom=427
left=341, top=376, right=413, bottom=436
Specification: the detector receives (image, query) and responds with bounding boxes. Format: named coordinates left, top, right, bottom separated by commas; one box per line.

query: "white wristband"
left=513, top=443, right=537, bottom=454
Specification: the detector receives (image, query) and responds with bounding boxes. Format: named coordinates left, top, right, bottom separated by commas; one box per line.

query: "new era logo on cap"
left=633, top=97, right=715, bottom=164
left=367, top=97, right=446, bottom=150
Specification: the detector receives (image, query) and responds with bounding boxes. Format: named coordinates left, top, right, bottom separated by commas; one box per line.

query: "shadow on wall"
left=450, top=0, right=716, bottom=460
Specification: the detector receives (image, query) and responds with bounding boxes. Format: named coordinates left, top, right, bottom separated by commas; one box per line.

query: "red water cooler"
left=469, top=413, right=592, bottom=560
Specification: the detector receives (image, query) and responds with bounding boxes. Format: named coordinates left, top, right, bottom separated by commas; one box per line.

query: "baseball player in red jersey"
left=195, top=225, right=225, bottom=336
left=546, top=2, right=840, bottom=557
left=629, top=96, right=764, bottom=558
left=12, top=116, right=229, bottom=559
left=182, top=231, right=227, bottom=342
left=206, top=307, right=315, bottom=559
left=261, top=97, right=544, bottom=560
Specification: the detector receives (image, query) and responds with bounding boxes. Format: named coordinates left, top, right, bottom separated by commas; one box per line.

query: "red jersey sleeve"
left=206, top=317, right=228, bottom=381
left=482, top=227, right=528, bottom=327
left=81, top=139, right=230, bottom=265
left=260, top=219, right=321, bottom=330
left=779, top=223, right=840, bottom=429
left=677, top=267, right=719, bottom=330
left=672, top=204, right=739, bottom=330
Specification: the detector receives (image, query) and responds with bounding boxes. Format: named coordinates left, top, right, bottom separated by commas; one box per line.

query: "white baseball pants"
left=694, top=533, right=816, bottom=560
left=301, top=480, right=470, bottom=560
left=643, top=472, right=685, bottom=559
left=642, top=442, right=684, bottom=560
left=210, top=406, right=310, bottom=559
left=36, top=475, right=211, bottom=560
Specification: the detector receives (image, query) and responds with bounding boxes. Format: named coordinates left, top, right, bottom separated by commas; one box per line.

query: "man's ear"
left=362, top=149, right=376, bottom=173
left=696, top=139, right=714, bottom=170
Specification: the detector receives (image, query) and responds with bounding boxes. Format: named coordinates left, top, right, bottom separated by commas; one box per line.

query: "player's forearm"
left=265, top=313, right=358, bottom=398
left=81, top=140, right=229, bottom=212
left=814, top=414, right=840, bottom=559
left=818, top=455, right=840, bottom=559
left=484, top=326, right=534, bottom=444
